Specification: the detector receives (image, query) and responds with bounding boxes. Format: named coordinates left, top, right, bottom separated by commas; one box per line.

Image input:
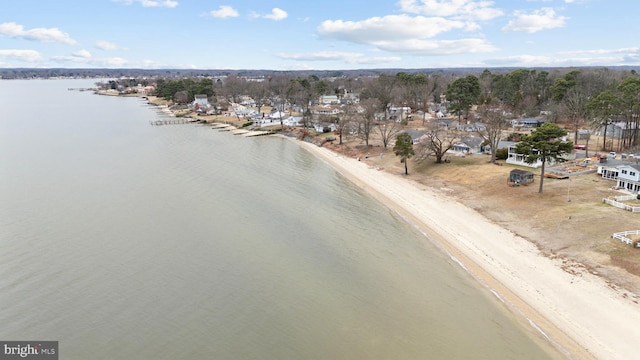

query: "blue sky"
left=0, top=0, right=638, bottom=70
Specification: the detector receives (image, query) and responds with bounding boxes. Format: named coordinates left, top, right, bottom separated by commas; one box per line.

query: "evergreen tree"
left=394, top=132, right=415, bottom=175
left=514, top=123, right=574, bottom=193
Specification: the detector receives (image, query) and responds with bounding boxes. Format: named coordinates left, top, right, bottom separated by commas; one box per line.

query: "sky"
left=0, top=0, right=638, bottom=71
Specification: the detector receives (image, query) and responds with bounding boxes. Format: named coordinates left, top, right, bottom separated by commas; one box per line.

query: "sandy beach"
left=297, top=139, right=640, bottom=360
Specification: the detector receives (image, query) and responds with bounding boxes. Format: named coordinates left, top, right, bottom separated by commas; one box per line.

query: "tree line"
left=102, top=67, right=640, bottom=155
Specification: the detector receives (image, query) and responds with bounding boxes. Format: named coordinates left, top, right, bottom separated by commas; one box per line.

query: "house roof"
left=405, top=130, right=426, bottom=141
left=510, top=169, right=534, bottom=175
left=618, top=164, right=640, bottom=171
left=519, top=117, right=546, bottom=125
left=496, top=140, right=517, bottom=149
left=459, top=136, right=484, bottom=148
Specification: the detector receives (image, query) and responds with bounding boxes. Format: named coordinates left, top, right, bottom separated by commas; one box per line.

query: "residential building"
left=506, top=143, right=575, bottom=168
left=193, top=94, right=210, bottom=108
left=616, top=164, right=640, bottom=193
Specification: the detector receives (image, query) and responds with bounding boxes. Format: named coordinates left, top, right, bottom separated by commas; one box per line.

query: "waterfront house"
left=451, top=136, right=484, bottom=154
left=311, top=105, right=341, bottom=117
left=483, top=140, right=517, bottom=155
left=404, top=130, right=427, bottom=144
left=313, top=122, right=337, bottom=133
left=616, top=164, right=640, bottom=193
left=506, top=143, right=575, bottom=168
left=597, top=159, right=621, bottom=180
left=193, top=94, right=210, bottom=108
left=519, top=117, right=546, bottom=128
left=282, top=116, right=303, bottom=127
left=456, top=122, right=486, bottom=132
left=319, top=95, right=339, bottom=105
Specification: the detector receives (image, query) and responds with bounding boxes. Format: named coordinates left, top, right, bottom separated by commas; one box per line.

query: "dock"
left=244, top=130, right=273, bottom=137
left=211, top=123, right=273, bottom=137
left=149, top=118, right=191, bottom=125
left=150, top=120, right=274, bottom=137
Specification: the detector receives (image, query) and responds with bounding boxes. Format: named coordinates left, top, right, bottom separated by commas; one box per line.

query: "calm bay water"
left=0, top=80, right=563, bottom=359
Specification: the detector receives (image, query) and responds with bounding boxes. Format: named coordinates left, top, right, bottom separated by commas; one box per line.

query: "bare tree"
left=266, top=75, right=292, bottom=130
left=562, top=87, right=589, bottom=144
left=376, top=119, right=402, bottom=149
left=335, top=103, right=355, bottom=145
left=361, top=74, right=397, bottom=119
left=415, top=122, right=461, bottom=163
left=247, top=81, right=269, bottom=117
left=476, top=102, right=511, bottom=163
left=356, top=98, right=379, bottom=147
left=221, top=75, right=247, bottom=104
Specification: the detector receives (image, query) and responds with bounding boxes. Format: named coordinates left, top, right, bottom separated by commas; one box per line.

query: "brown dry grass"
left=322, top=122, right=640, bottom=296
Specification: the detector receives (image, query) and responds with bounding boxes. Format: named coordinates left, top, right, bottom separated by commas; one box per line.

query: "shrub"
left=496, top=148, right=508, bottom=160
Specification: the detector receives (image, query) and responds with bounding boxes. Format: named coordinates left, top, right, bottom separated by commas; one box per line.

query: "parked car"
left=608, top=152, right=617, bottom=159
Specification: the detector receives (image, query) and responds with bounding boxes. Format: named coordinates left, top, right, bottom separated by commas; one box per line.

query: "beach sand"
left=297, top=139, right=640, bottom=360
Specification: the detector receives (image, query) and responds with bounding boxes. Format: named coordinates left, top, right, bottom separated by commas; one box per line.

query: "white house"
left=484, top=140, right=516, bottom=155
left=597, top=163, right=619, bottom=180
left=319, top=95, right=339, bottom=105
left=404, top=130, right=427, bottom=144
left=313, top=122, right=337, bottom=133
left=311, top=105, right=341, bottom=116
left=616, top=164, right=640, bottom=193
left=506, top=143, right=575, bottom=168
left=193, top=94, right=210, bottom=108
left=450, top=136, right=484, bottom=154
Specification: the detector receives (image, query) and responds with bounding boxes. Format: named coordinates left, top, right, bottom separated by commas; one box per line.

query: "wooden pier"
left=211, top=123, right=273, bottom=137
left=150, top=118, right=192, bottom=125
left=150, top=120, right=273, bottom=137
left=244, top=130, right=273, bottom=137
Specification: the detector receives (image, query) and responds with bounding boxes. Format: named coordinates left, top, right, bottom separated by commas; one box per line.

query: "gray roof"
left=405, top=130, right=426, bottom=141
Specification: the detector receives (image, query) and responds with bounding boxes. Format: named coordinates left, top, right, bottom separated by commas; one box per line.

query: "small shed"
left=509, top=169, right=535, bottom=184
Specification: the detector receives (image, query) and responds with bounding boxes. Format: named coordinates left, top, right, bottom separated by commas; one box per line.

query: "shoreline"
left=294, top=138, right=640, bottom=360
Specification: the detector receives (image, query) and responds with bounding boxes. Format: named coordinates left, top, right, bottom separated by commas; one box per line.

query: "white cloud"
left=73, top=49, right=92, bottom=58
left=351, top=56, right=402, bottom=65
left=209, top=5, right=239, bottom=18
left=101, top=57, right=129, bottom=66
left=0, top=22, right=76, bottom=45
left=483, top=54, right=554, bottom=66
left=559, top=47, right=640, bottom=56
left=276, top=51, right=400, bottom=65
left=258, top=8, right=288, bottom=21
left=316, top=14, right=497, bottom=56
left=113, top=0, right=178, bottom=8
left=398, top=0, right=504, bottom=21
left=318, top=15, right=465, bottom=43
left=95, top=41, right=124, bottom=51
left=276, top=51, right=362, bottom=61
left=0, top=49, right=42, bottom=62
left=502, top=8, right=567, bottom=33
left=375, top=38, right=497, bottom=55
left=51, top=51, right=130, bottom=67
left=483, top=47, right=640, bottom=67
left=265, top=8, right=287, bottom=21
